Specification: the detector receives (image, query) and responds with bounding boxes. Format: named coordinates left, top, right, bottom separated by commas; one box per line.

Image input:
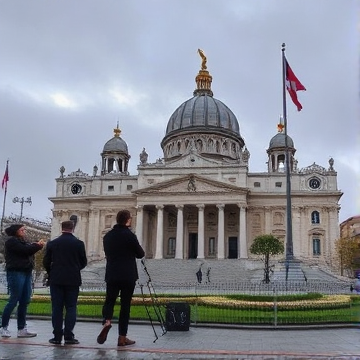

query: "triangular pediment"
left=134, top=174, right=248, bottom=195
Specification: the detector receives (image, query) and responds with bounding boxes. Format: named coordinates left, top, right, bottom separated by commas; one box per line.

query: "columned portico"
left=175, top=205, right=184, bottom=259
left=217, top=204, right=225, bottom=259
left=197, top=204, right=205, bottom=259
left=155, top=205, right=164, bottom=259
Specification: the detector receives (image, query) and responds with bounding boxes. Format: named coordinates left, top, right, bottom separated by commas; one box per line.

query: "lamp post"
left=13, top=196, right=32, bottom=221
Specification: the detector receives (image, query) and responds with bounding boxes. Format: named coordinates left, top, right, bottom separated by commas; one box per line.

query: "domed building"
left=49, top=52, right=342, bottom=267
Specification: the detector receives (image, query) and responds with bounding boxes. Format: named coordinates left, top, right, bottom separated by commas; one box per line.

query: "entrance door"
left=228, top=237, right=238, bottom=259
left=188, top=233, right=198, bottom=259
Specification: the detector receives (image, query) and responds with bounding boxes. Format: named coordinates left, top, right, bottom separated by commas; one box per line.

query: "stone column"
left=238, top=205, right=247, bottom=258
left=88, top=209, right=100, bottom=260
left=264, top=207, right=271, bottom=234
left=79, top=211, right=89, bottom=250
left=217, top=204, right=225, bottom=259
left=327, top=206, right=339, bottom=262
left=197, top=204, right=205, bottom=259
left=155, top=205, right=164, bottom=259
left=175, top=205, right=184, bottom=259
left=135, top=205, right=144, bottom=246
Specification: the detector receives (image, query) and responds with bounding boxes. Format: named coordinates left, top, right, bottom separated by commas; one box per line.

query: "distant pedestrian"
left=97, top=209, right=145, bottom=347
left=0, top=224, right=45, bottom=338
left=350, top=274, right=360, bottom=294
left=43, top=220, right=87, bottom=345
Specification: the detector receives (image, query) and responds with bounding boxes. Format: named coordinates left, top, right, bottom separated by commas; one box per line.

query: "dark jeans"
left=50, top=284, right=79, bottom=340
left=102, top=281, right=135, bottom=336
left=1, top=270, right=32, bottom=330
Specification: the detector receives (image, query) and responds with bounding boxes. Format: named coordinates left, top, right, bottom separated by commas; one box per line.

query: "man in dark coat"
left=43, top=220, right=87, bottom=345
left=97, top=209, right=145, bottom=347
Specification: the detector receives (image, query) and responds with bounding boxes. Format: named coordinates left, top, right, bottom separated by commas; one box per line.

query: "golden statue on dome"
left=198, top=49, right=207, bottom=70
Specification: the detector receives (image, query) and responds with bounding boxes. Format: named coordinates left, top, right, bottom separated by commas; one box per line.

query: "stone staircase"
left=80, top=258, right=348, bottom=289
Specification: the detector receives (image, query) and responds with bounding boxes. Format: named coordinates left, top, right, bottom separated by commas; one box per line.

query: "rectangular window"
left=167, top=238, right=176, bottom=256
left=275, top=182, right=282, bottom=187
left=208, top=237, right=215, bottom=256
left=127, top=185, right=133, bottom=190
left=254, top=182, right=261, bottom=188
left=313, top=238, right=321, bottom=255
left=108, top=185, right=114, bottom=191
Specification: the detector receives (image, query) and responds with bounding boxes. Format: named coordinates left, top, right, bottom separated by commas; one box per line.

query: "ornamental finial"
left=114, top=122, right=121, bottom=137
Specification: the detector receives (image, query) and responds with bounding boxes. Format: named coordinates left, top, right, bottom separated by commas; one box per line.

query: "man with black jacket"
left=97, top=209, right=145, bottom=347
left=43, top=220, right=87, bottom=345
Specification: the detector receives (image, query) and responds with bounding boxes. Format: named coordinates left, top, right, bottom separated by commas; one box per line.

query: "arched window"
left=311, top=211, right=320, bottom=224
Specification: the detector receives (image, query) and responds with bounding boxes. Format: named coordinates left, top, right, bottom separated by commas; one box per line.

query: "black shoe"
left=49, top=338, right=62, bottom=345
left=64, top=338, right=79, bottom=345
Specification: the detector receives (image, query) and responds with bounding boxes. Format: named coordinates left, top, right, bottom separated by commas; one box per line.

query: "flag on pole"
left=2, top=162, right=9, bottom=189
left=285, top=57, right=306, bottom=111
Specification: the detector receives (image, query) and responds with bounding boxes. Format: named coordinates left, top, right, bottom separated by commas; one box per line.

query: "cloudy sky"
left=0, top=0, right=359, bottom=224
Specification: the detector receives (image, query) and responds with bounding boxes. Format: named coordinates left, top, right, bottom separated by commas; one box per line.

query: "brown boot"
left=118, top=335, right=135, bottom=346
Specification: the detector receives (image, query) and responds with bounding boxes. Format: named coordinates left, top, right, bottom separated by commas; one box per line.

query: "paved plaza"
left=1, top=319, right=360, bottom=359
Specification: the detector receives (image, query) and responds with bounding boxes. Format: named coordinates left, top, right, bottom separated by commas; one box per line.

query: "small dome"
left=268, top=133, right=294, bottom=150
left=102, top=125, right=128, bottom=154
left=103, top=136, right=128, bottom=153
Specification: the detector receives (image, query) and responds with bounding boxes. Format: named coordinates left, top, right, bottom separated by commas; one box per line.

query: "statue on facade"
left=93, top=164, right=98, bottom=177
left=59, top=166, right=65, bottom=178
left=188, top=175, right=196, bottom=192
left=242, top=147, right=250, bottom=163
left=329, top=157, right=334, bottom=171
left=293, top=158, right=298, bottom=171
left=140, top=148, right=148, bottom=165
left=198, top=49, right=207, bottom=70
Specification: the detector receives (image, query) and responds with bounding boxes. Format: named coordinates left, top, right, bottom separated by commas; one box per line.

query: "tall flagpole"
left=0, top=159, right=9, bottom=234
left=282, top=43, right=294, bottom=281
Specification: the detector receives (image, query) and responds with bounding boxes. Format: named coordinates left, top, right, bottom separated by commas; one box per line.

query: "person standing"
left=43, top=220, right=87, bottom=345
left=97, top=209, right=145, bottom=347
left=0, top=224, right=45, bottom=338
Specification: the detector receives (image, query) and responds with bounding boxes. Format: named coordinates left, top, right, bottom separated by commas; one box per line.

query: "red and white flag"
left=285, top=57, right=306, bottom=111
left=2, top=162, right=9, bottom=190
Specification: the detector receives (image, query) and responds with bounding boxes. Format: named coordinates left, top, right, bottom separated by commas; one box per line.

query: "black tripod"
left=138, top=259, right=167, bottom=342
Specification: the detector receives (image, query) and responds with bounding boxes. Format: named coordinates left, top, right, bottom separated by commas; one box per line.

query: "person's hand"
left=37, top=239, right=46, bottom=248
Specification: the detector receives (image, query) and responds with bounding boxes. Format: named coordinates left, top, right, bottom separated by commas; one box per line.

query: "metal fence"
left=1, top=271, right=358, bottom=328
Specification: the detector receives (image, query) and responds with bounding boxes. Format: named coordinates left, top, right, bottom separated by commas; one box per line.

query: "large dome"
left=161, top=51, right=245, bottom=162
left=165, top=95, right=240, bottom=137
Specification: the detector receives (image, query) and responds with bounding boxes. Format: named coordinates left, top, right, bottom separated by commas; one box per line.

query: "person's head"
left=61, top=220, right=75, bottom=233
left=116, top=210, right=132, bottom=226
left=5, top=224, right=25, bottom=238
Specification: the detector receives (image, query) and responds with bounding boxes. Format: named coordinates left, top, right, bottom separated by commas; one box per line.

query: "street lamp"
left=13, top=196, right=32, bottom=221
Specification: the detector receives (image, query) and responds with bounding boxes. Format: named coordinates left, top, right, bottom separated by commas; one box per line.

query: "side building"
left=49, top=56, right=342, bottom=267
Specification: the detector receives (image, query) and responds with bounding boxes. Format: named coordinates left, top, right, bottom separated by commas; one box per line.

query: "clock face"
left=309, top=178, right=321, bottom=189
left=71, top=183, right=82, bottom=195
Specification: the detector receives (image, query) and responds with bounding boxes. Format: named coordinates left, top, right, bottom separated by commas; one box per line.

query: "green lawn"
left=1, top=294, right=359, bottom=326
